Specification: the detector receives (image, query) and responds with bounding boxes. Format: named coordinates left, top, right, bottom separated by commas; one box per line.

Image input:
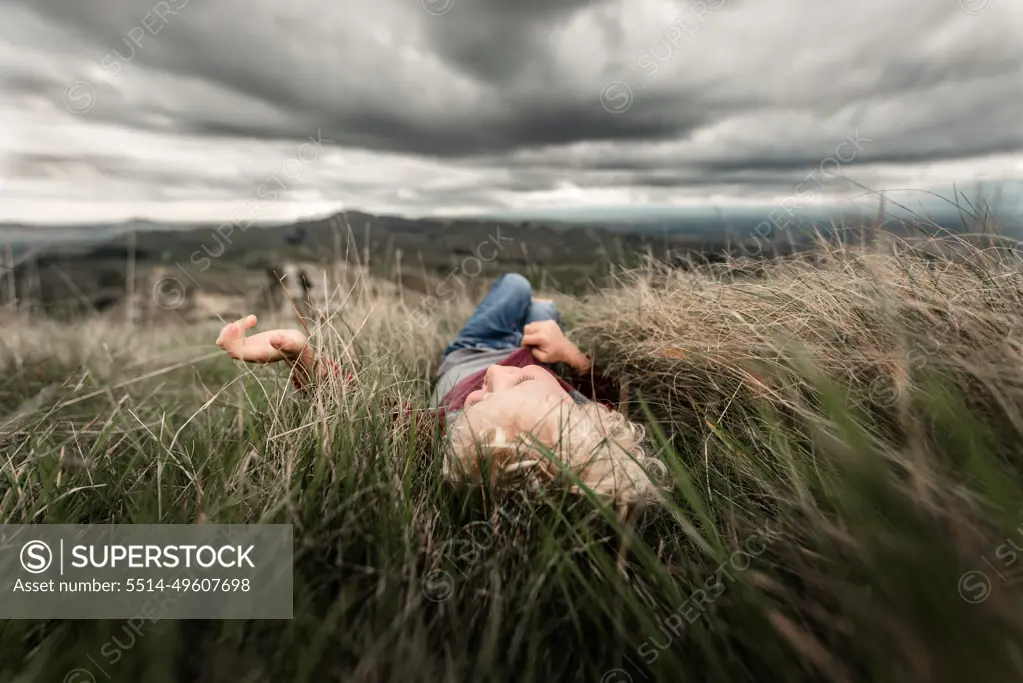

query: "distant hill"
left=0, top=210, right=724, bottom=317
left=3, top=201, right=1018, bottom=319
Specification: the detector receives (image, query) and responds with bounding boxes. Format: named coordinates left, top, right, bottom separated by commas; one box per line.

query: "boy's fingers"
left=217, top=315, right=258, bottom=351
left=216, top=323, right=236, bottom=348
left=222, top=315, right=255, bottom=333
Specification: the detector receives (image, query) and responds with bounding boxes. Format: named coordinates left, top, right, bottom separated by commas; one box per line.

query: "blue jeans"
left=442, top=273, right=560, bottom=359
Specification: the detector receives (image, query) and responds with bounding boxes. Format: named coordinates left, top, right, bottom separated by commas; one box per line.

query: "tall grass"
left=1, top=238, right=1022, bottom=683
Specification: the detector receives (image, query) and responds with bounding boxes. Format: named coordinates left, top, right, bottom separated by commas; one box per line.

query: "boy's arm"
left=215, top=316, right=443, bottom=434
left=286, top=345, right=352, bottom=393
left=214, top=316, right=352, bottom=393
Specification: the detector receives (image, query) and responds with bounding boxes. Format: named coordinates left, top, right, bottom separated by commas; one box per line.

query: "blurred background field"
left=2, top=222, right=1023, bottom=682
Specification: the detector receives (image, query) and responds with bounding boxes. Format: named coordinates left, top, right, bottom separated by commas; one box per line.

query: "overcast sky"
left=0, top=0, right=1020, bottom=224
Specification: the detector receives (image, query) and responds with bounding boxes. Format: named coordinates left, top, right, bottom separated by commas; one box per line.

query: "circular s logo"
left=152, top=276, right=188, bottom=309
left=601, top=668, right=634, bottom=683
left=63, top=81, right=97, bottom=115
left=20, top=540, right=53, bottom=574
left=959, top=0, right=992, bottom=15
left=600, top=81, right=634, bottom=114
left=422, top=569, right=455, bottom=602
left=958, top=570, right=992, bottom=603
left=63, top=669, right=98, bottom=683
left=422, top=0, right=455, bottom=16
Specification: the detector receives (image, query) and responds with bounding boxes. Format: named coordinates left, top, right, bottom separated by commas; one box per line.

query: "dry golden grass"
left=576, top=238, right=1023, bottom=427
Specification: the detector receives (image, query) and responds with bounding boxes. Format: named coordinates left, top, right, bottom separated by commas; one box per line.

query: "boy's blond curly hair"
left=443, top=399, right=665, bottom=506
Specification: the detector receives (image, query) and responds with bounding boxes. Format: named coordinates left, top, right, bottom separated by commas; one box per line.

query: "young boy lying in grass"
left=215, top=273, right=663, bottom=506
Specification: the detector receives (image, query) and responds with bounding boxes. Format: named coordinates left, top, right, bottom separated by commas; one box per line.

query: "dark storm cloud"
left=0, top=0, right=1020, bottom=221
left=177, top=97, right=710, bottom=158
left=421, top=0, right=594, bottom=84
left=6, top=0, right=1012, bottom=158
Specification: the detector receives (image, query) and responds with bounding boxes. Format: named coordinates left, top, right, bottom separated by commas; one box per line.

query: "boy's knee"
left=498, top=272, right=531, bottom=291
left=495, top=273, right=532, bottom=303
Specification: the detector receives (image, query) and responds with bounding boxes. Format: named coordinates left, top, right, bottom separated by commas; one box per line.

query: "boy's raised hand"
left=216, top=315, right=308, bottom=364
left=522, top=320, right=590, bottom=372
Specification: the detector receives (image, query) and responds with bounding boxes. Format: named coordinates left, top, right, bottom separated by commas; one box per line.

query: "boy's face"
left=458, top=364, right=574, bottom=447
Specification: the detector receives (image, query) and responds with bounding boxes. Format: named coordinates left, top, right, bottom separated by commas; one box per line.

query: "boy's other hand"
left=216, top=315, right=308, bottom=364
left=522, top=320, right=590, bottom=372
